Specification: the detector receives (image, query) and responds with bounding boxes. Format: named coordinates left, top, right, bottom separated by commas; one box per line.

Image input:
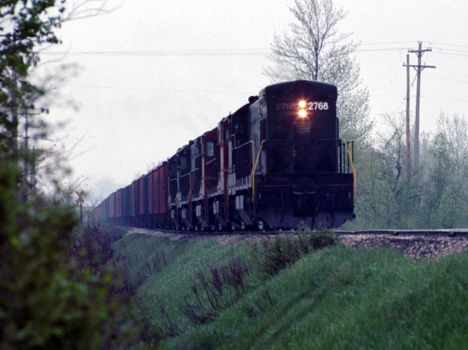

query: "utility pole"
left=23, top=111, right=31, bottom=198
left=403, top=54, right=411, bottom=176
left=76, top=190, right=86, bottom=226
left=31, top=145, right=37, bottom=191
left=407, top=41, right=436, bottom=169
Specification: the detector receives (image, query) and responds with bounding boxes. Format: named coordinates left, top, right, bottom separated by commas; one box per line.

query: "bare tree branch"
left=63, top=0, right=122, bottom=22
left=265, top=0, right=372, bottom=142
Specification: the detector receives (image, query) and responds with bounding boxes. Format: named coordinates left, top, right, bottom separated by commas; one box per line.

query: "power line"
left=39, top=48, right=468, bottom=59
left=40, top=48, right=270, bottom=57
left=433, top=51, right=468, bottom=58
left=37, top=41, right=426, bottom=57
left=65, top=84, right=250, bottom=95
left=356, top=47, right=406, bottom=52
left=358, top=41, right=416, bottom=46
left=36, top=39, right=468, bottom=58
left=433, top=47, right=468, bottom=54
left=430, top=41, right=468, bottom=50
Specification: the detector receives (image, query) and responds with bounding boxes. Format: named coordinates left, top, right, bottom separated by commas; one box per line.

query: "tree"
left=0, top=1, right=127, bottom=348
left=265, top=0, right=372, bottom=142
left=349, top=112, right=468, bottom=229
left=350, top=114, right=415, bottom=228
left=0, top=0, right=63, bottom=183
left=418, top=113, right=468, bottom=228
left=1, top=1, right=110, bottom=197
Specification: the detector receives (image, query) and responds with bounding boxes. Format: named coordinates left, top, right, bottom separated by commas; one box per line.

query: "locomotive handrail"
left=235, top=140, right=256, bottom=170
left=235, top=139, right=255, bottom=151
left=342, top=140, right=357, bottom=197
left=250, top=139, right=267, bottom=200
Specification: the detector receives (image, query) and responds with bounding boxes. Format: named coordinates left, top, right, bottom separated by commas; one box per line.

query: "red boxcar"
left=139, top=177, right=144, bottom=216
left=148, top=170, right=154, bottom=215
left=155, top=169, right=159, bottom=215
left=116, top=189, right=121, bottom=218
left=159, top=162, right=168, bottom=214
left=109, top=193, right=115, bottom=219
left=130, top=181, right=135, bottom=217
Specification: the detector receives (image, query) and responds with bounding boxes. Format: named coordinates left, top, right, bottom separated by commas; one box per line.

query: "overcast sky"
left=39, top=0, right=468, bottom=202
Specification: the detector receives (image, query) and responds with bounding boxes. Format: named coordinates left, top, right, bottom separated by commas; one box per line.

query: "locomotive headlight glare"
left=298, top=100, right=307, bottom=109
left=298, top=109, right=307, bottom=118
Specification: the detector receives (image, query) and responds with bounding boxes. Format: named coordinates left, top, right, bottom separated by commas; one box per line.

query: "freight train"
left=93, top=80, right=356, bottom=231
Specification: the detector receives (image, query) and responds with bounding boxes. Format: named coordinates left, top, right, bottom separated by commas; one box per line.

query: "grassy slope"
left=113, top=234, right=468, bottom=350
left=113, top=235, right=259, bottom=337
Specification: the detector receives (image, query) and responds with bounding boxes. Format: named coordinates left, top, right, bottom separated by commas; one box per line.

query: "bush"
left=0, top=163, right=136, bottom=348
left=180, top=256, right=249, bottom=326
left=253, top=229, right=337, bottom=277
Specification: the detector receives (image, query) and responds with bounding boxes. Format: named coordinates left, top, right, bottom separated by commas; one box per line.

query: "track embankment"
left=127, top=228, right=468, bottom=260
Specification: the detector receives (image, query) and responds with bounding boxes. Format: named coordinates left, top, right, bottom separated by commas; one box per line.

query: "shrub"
left=180, top=255, right=249, bottom=326
left=253, top=229, right=337, bottom=277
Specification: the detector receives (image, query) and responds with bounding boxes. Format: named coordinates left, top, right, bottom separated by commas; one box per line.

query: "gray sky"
left=40, top=0, right=468, bottom=201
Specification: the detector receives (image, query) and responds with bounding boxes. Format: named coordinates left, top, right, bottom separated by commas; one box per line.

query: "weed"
left=181, top=255, right=249, bottom=326
left=221, top=255, right=248, bottom=295
left=253, top=229, right=337, bottom=277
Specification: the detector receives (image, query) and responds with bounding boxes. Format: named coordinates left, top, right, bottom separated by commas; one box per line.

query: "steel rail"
left=125, top=227, right=468, bottom=238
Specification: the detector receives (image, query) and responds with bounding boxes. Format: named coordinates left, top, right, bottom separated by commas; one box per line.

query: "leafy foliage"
left=0, top=0, right=65, bottom=159
left=351, top=112, right=468, bottom=228
left=0, top=1, right=134, bottom=348
left=0, top=169, right=120, bottom=348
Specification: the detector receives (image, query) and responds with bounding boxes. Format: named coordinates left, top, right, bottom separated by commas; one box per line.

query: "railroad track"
left=127, top=228, right=468, bottom=238
left=335, top=229, right=468, bottom=237
left=130, top=227, right=468, bottom=237
left=127, top=227, right=468, bottom=260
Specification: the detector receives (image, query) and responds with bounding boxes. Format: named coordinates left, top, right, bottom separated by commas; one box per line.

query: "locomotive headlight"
left=297, top=99, right=308, bottom=119
left=298, top=109, right=308, bottom=119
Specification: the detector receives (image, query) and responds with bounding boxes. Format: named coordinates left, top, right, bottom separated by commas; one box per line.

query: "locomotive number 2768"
left=307, top=101, right=329, bottom=111
left=275, top=101, right=329, bottom=111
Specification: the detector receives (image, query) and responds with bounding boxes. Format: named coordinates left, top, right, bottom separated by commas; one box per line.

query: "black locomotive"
left=93, top=80, right=356, bottom=230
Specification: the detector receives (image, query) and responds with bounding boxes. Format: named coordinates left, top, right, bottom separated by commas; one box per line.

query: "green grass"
left=112, top=233, right=468, bottom=350
left=112, top=235, right=260, bottom=337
